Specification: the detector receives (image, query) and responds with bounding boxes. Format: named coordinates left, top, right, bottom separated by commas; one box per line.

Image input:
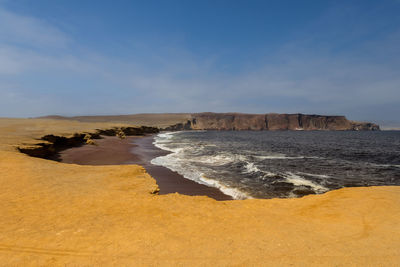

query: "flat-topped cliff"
left=39, top=113, right=380, bottom=131
left=171, top=113, right=380, bottom=131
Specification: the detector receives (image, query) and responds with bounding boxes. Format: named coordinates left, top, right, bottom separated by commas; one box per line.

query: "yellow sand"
left=0, top=118, right=399, bottom=266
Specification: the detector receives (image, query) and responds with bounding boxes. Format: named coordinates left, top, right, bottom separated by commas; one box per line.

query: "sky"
left=0, top=0, right=399, bottom=123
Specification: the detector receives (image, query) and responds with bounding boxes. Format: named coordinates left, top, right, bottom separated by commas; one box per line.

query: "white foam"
left=156, top=132, right=175, bottom=139
left=151, top=153, right=252, bottom=200
left=151, top=153, right=204, bottom=186
left=260, top=171, right=279, bottom=179
left=255, top=154, right=304, bottom=160
left=371, top=163, right=400, bottom=168
left=284, top=172, right=328, bottom=193
left=151, top=132, right=253, bottom=200
left=189, top=154, right=235, bottom=165
left=296, top=172, right=330, bottom=179
left=244, top=162, right=261, bottom=173
left=153, top=131, right=183, bottom=152
left=200, top=176, right=253, bottom=200
left=256, top=155, right=324, bottom=160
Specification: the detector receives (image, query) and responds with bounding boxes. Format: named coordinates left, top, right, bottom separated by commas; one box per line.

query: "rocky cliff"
left=165, top=113, right=380, bottom=131
left=38, top=113, right=380, bottom=131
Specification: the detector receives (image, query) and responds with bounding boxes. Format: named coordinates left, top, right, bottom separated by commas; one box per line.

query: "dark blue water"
left=151, top=131, right=400, bottom=199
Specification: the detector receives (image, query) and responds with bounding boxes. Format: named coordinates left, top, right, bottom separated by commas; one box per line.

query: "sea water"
left=151, top=131, right=400, bottom=199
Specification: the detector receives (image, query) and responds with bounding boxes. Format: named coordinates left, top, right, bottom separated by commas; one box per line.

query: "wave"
left=150, top=130, right=400, bottom=199
left=188, top=154, right=236, bottom=165
left=151, top=153, right=252, bottom=199
left=254, top=154, right=298, bottom=159
left=152, top=132, right=329, bottom=199
left=296, top=172, right=331, bottom=179
left=200, top=176, right=253, bottom=200
left=151, top=132, right=253, bottom=199
left=261, top=171, right=279, bottom=179
left=284, top=172, right=328, bottom=193
left=254, top=155, right=322, bottom=160
left=156, top=132, right=177, bottom=139
left=152, top=132, right=178, bottom=152
left=370, top=163, right=400, bottom=168
left=243, top=162, right=261, bottom=173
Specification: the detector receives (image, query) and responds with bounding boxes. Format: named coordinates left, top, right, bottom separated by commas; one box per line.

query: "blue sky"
left=0, top=0, right=399, bottom=123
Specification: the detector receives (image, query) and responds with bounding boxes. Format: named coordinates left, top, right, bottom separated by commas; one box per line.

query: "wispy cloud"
left=0, top=8, right=69, bottom=48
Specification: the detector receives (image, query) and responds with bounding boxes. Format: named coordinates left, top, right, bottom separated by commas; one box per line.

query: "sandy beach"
left=60, top=135, right=232, bottom=200
left=0, top=118, right=399, bottom=266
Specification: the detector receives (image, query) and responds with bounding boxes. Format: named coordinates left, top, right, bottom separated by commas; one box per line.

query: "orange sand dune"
left=0, top=118, right=399, bottom=266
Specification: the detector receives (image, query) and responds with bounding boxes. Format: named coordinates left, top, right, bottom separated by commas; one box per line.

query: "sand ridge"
left=0, top=118, right=399, bottom=266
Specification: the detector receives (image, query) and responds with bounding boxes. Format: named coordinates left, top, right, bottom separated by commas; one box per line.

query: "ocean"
left=151, top=131, right=400, bottom=200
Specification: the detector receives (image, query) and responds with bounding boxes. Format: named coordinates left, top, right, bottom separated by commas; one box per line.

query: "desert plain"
left=0, top=117, right=399, bottom=266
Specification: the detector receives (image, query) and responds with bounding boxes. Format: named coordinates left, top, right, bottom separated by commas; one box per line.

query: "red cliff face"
left=191, top=113, right=266, bottom=130
left=186, top=113, right=379, bottom=131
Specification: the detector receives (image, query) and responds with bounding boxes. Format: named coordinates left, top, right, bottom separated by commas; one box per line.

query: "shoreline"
left=60, top=135, right=232, bottom=200
left=1, top=118, right=399, bottom=265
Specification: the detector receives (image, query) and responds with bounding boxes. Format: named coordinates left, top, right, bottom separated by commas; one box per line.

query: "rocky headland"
left=40, top=112, right=380, bottom=131
left=166, top=113, right=380, bottom=131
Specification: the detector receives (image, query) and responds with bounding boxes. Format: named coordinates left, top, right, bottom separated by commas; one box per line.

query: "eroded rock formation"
left=18, top=126, right=159, bottom=160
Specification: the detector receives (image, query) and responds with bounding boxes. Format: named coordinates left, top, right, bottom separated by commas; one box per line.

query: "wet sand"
left=60, top=135, right=232, bottom=200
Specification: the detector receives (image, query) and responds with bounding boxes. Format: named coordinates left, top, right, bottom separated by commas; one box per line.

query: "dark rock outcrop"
left=350, top=121, right=380, bottom=131
left=164, top=120, right=193, bottom=131
left=18, top=126, right=159, bottom=161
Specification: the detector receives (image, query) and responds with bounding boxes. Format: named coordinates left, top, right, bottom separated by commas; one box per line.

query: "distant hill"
left=39, top=113, right=192, bottom=128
